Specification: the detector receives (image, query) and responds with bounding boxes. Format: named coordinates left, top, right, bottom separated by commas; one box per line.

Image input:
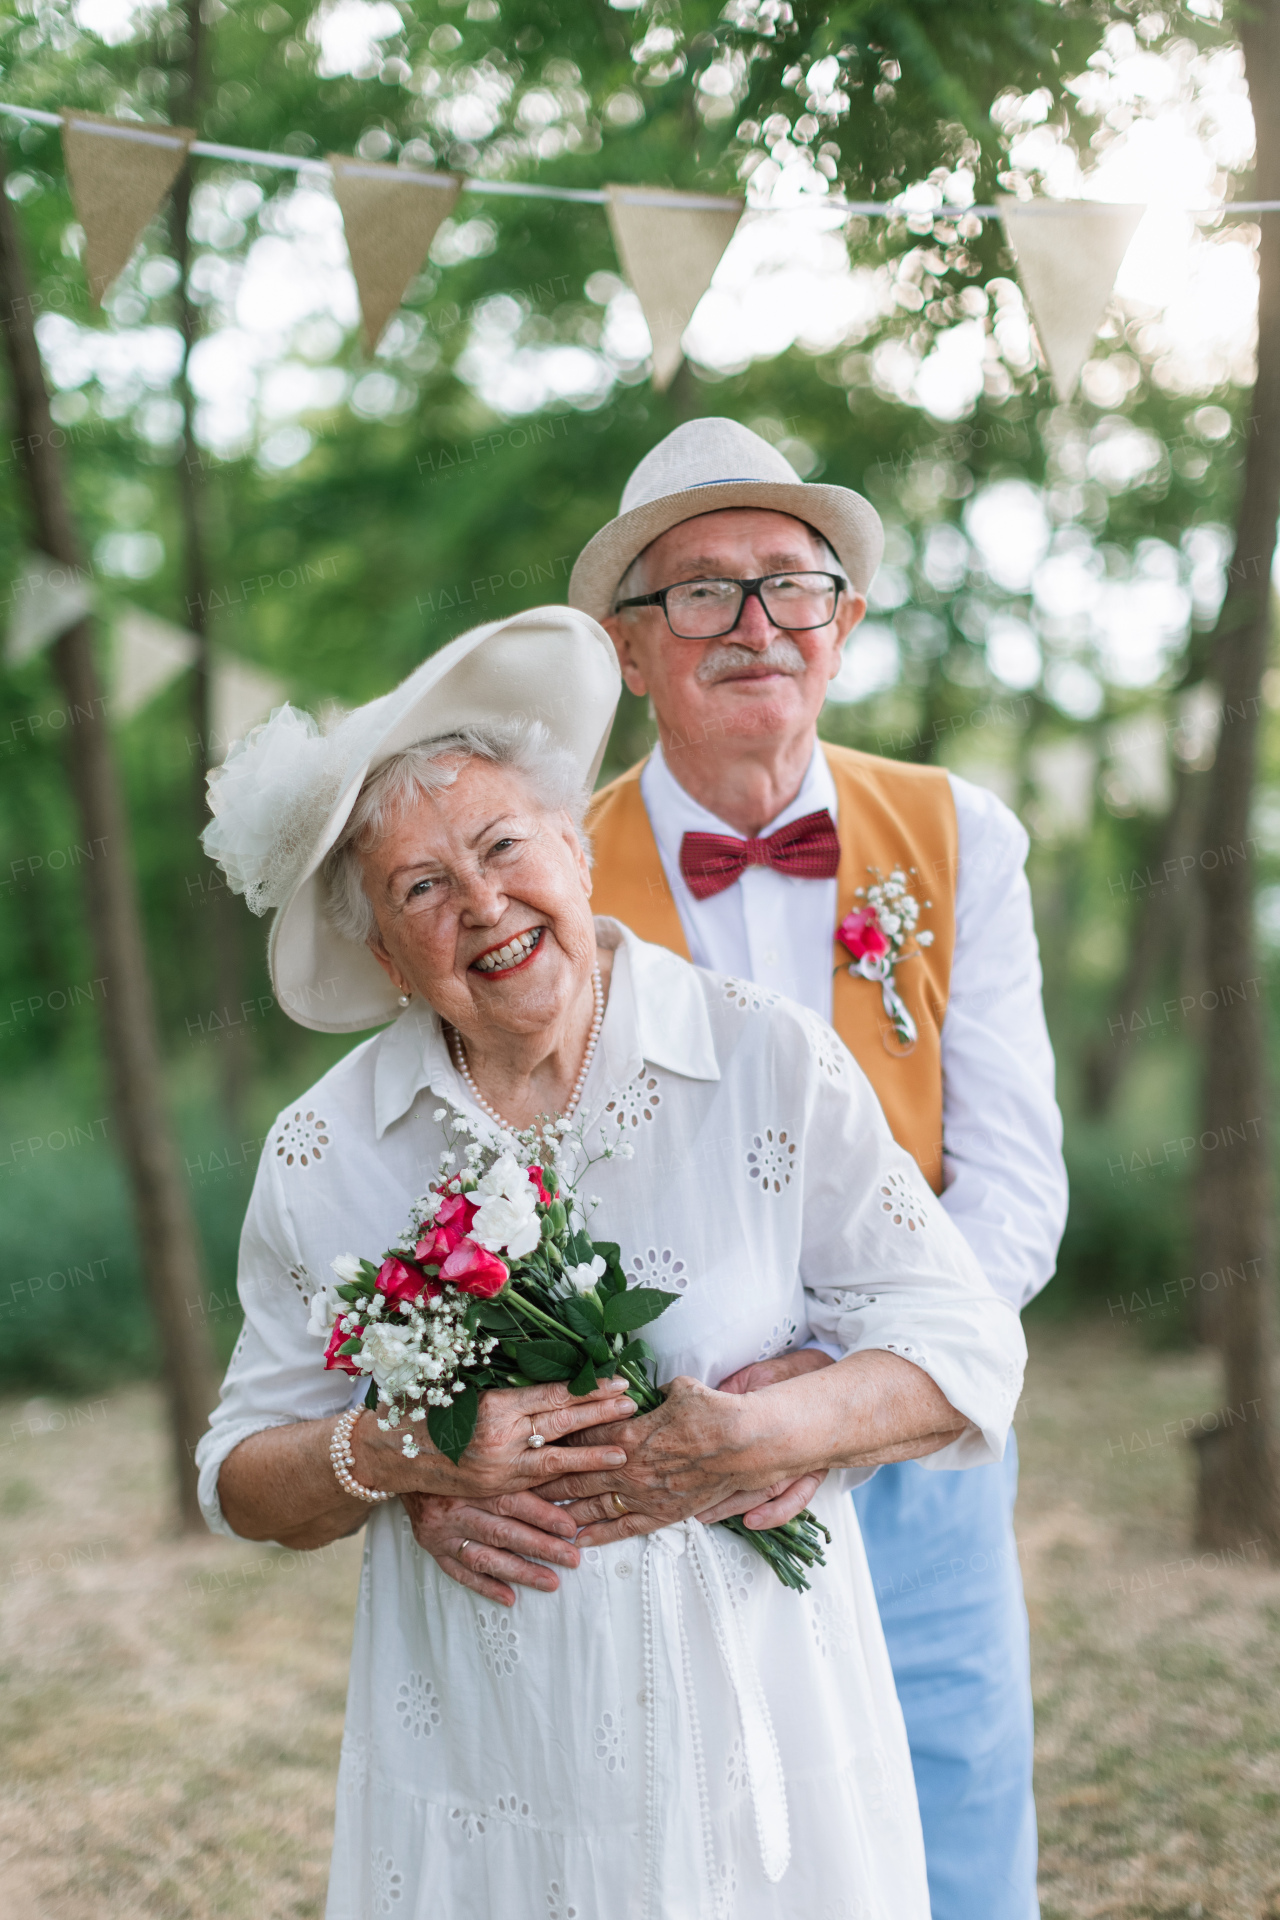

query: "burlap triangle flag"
left=61, top=113, right=194, bottom=306
left=999, top=198, right=1145, bottom=402
left=329, top=157, right=462, bottom=352
left=605, top=185, right=743, bottom=392
left=210, top=653, right=288, bottom=762
left=4, top=551, right=96, bottom=664
left=110, top=606, right=199, bottom=721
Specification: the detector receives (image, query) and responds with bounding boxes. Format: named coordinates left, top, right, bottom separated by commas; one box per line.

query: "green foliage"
left=0, top=0, right=1273, bottom=1390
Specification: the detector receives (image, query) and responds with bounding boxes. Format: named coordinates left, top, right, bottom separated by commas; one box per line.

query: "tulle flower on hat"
left=202, top=703, right=346, bottom=917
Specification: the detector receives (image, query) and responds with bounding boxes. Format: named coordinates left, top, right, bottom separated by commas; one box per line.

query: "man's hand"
left=711, top=1347, right=834, bottom=1527
left=401, top=1490, right=583, bottom=1608
left=718, top=1346, right=834, bottom=1397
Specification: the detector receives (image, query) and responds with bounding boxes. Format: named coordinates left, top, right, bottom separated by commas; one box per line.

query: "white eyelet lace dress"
left=196, top=919, right=1027, bottom=1920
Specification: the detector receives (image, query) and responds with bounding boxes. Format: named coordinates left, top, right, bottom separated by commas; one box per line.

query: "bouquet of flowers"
left=309, top=1111, right=830, bottom=1591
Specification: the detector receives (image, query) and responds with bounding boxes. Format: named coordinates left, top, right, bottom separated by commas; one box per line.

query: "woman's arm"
left=218, top=1379, right=635, bottom=1550
left=537, top=1349, right=968, bottom=1547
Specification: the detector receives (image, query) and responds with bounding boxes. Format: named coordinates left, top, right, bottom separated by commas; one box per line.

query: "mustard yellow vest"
left=586, top=743, right=957, bottom=1192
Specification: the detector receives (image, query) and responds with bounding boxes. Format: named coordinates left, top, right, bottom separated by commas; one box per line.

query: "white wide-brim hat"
left=568, top=416, right=884, bottom=620
left=201, top=607, right=620, bottom=1034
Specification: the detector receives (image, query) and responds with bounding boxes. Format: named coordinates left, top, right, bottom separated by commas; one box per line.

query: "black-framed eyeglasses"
left=614, top=571, right=844, bottom=640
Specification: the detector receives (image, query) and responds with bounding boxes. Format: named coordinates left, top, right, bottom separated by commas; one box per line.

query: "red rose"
left=837, top=905, right=889, bottom=962
left=414, top=1191, right=477, bottom=1265
left=439, top=1237, right=509, bottom=1298
left=527, top=1165, right=553, bottom=1205
left=376, top=1256, right=433, bottom=1307
left=323, top=1321, right=363, bottom=1377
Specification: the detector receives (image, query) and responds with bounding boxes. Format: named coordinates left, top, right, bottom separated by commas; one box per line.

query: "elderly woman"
left=196, top=608, right=1026, bottom=1920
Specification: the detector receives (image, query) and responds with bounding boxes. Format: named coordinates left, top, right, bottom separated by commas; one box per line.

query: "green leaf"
left=336, top=1337, right=364, bottom=1356
left=363, top=1380, right=379, bottom=1411
left=617, top=1337, right=655, bottom=1368
left=509, top=1338, right=583, bottom=1382
left=427, top=1383, right=478, bottom=1465
left=592, top=1241, right=627, bottom=1297
left=473, top=1301, right=522, bottom=1334
left=562, top=1293, right=604, bottom=1338
left=335, top=1282, right=362, bottom=1301
left=602, top=1287, right=680, bottom=1335
left=568, top=1355, right=599, bottom=1397
left=588, top=1335, right=612, bottom=1367
left=568, top=1228, right=596, bottom=1267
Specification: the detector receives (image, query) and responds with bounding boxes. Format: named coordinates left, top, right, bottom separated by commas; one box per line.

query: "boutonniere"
left=835, top=867, right=934, bottom=1050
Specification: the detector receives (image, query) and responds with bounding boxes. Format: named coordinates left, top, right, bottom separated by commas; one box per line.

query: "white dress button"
left=615, top=1560, right=632, bottom=1579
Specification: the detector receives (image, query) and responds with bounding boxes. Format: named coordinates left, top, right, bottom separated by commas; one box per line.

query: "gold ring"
left=458, top=1539, right=472, bottom=1556
left=609, top=1491, right=630, bottom=1517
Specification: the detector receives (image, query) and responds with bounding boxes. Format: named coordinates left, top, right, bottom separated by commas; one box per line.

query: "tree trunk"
left=169, top=0, right=249, bottom=1127
left=1083, top=764, right=1206, bottom=1117
left=1191, top=0, right=1280, bottom=1556
left=0, top=149, right=219, bottom=1532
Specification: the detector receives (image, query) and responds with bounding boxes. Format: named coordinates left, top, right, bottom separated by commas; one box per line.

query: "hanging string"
left=5, top=100, right=1279, bottom=216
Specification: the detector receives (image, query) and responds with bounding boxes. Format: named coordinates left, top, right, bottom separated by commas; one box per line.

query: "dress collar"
left=371, top=916, right=718, bottom=1139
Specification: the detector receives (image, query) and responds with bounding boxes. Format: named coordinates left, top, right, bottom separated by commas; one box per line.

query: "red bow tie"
left=679, top=809, right=841, bottom=901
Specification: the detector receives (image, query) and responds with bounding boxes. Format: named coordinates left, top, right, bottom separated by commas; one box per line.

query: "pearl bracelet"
left=329, top=1406, right=394, bottom=1505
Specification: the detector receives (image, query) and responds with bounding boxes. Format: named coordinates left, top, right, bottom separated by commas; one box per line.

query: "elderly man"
left=407, top=419, right=1066, bottom=1919
left=573, top=418, right=1066, bottom=1920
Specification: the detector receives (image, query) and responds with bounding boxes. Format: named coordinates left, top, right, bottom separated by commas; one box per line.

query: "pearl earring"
left=397, top=990, right=412, bottom=1008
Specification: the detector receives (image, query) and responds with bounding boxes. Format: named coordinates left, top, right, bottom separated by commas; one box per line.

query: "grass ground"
left=1, top=1318, right=1278, bottom=1919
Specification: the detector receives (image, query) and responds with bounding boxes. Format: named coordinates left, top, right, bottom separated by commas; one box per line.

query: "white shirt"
left=196, top=920, right=1024, bottom=1919
left=641, top=743, right=1067, bottom=1310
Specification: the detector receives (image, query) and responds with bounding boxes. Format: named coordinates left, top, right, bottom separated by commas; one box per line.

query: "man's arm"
left=939, top=774, right=1068, bottom=1308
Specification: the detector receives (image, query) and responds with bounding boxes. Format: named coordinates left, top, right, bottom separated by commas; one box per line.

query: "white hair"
left=613, top=518, right=848, bottom=609
left=323, top=718, right=590, bottom=946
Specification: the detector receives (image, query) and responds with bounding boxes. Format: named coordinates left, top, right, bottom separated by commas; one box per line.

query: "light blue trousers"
left=851, top=1434, right=1038, bottom=1920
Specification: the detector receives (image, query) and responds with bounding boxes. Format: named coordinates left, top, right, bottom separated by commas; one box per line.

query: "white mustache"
left=694, top=638, right=808, bottom=685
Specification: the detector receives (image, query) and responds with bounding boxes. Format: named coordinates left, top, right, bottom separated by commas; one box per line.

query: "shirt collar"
left=371, top=915, right=718, bottom=1139
left=645, top=734, right=836, bottom=840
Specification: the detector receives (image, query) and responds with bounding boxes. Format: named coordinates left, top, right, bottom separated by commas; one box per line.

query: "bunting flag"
left=210, top=653, right=288, bottom=761
left=4, top=552, right=96, bottom=664
left=109, top=606, right=198, bottom=720
left=605, top=184, right=743, bottom=392
left=330, top=156, right=462, bottom=352
left=998, top=198, right=1145, bottom=402
left=61, top=112, right=194, bottom=306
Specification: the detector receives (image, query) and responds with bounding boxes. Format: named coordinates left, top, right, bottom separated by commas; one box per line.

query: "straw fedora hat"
left=201, top=607, right=620, bottom=1034
left=567, top=416, right=884, bottom=621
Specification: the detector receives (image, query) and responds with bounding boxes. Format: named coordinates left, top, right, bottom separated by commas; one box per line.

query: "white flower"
left=432, top=1108, right=446, bottom=1123
left=917, top=929, right=934, bottom=947
left=879, top=912, right=902, bottom=937
left=330, top=1252, right=363, bottom=1284
left=362, top=1321, right=427, bottom=1398
left=474, top=1152, right=530, bottom=1203
left=471, top=1151, right=540, bottom=1255
left=307, top=1284, right=343, bottom=1338
left=566, top=1255, right=606, bottom=1294
left=474, top=1194, right=540, bottom=1257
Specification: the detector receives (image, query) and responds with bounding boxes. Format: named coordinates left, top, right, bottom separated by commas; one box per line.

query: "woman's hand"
left=534, top=1351, right=969, bottom=1549
left=352, top=1378, right=637, bottom=1503
left=217, top=1378, right=636, bottom=1551
left=401, top=1490, right=584, bottom=1608
left=535, top=1376, right=772, bottom=1546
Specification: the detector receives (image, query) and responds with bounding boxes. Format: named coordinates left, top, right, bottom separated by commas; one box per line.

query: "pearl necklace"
left=448, top=962, right=604, bottom=1132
